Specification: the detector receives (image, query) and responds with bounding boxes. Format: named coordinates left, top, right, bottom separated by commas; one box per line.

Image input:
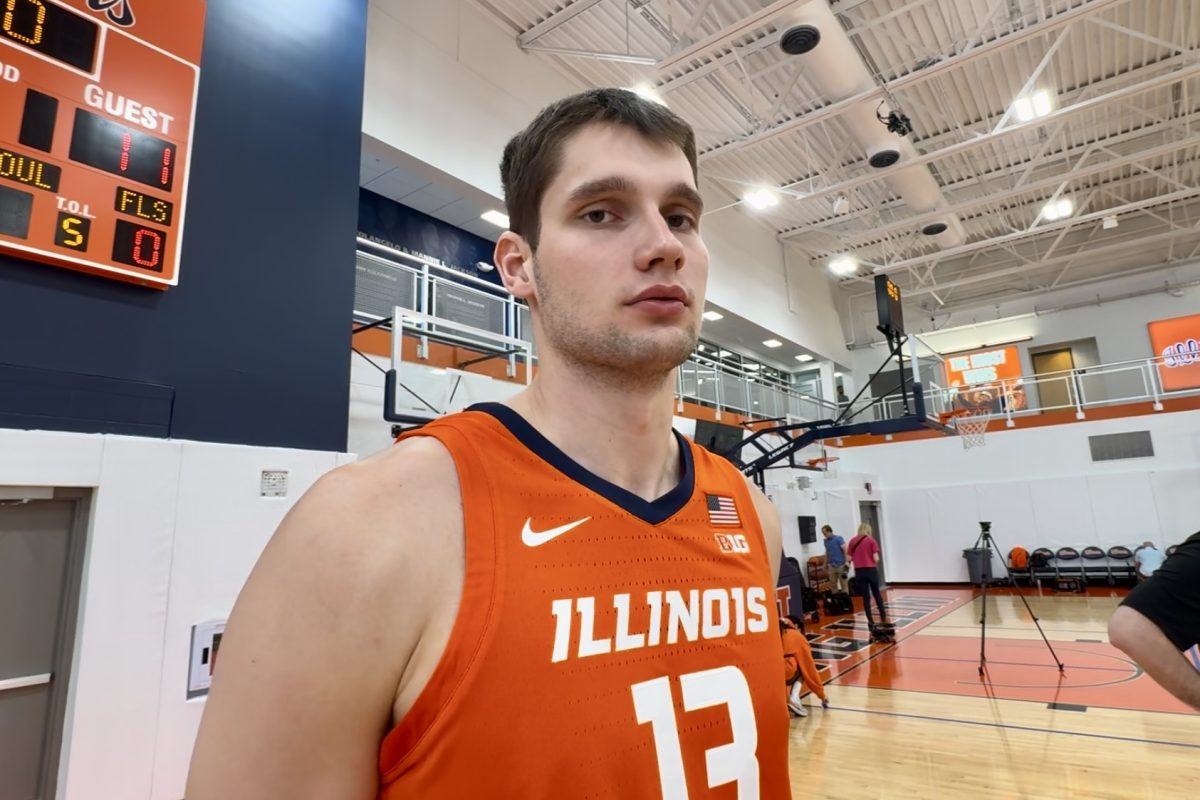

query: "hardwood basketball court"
left=788, top=588, right=1198, bottom=798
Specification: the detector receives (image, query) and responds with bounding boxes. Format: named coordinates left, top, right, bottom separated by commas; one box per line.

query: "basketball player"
left=781, top=615, right=828, bottom=716
left=1108, top=531, right=1200, bottom=710
left=186, top=89, right=790, bottom=798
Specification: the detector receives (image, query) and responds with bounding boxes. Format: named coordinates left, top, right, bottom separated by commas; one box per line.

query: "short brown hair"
left=500, top=88, right=698, bottom=250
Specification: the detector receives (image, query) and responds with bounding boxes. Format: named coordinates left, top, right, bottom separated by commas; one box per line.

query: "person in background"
left=781, top=615, right=829, bottom=717
left=847, top=522, right=887, bottom=625
left=1134, top=540, right=1165, bottom=582
left=1108, top=531, right=1200, bottom=710
left=822, top=524, right=849, bottom=594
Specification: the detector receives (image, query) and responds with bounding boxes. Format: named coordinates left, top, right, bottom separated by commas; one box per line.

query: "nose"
left=634, top=210, right=685, bottom=273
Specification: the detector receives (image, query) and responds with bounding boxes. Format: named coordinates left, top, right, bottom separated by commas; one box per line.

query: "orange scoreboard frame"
left=0, top=0, right=206, bottom=289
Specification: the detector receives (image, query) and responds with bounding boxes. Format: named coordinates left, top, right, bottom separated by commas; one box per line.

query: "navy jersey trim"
left=467, top=402, right=695, bottom=525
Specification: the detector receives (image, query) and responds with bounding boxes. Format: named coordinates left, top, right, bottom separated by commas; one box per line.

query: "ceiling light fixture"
left=481, top=210, right=510, bottom=228
left=702, top=310, right=724, bottom=321
left=743, top=187, right=781, bottom=211
left=627, top=82, right=667, bottom=106
left=1041, top=197, right=1074, bottom=221
left=1013, top=88, right=1053, bottom=123
left=762, top=339, right=782, bottom=348
left=829, top=256, right=858, bottom=276
left=795, top=354, right=814, bottom=362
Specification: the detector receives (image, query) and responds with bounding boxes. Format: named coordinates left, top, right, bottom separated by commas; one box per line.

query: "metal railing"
left=853, top=353, right=1198, bottom=425
left=354, top=240, right=840, bottom=424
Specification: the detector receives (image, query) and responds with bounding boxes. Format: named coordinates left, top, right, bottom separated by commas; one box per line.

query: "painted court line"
left=830, top=705, right=1200, bottom=750
left=891, top=653, right=1132, bottom=674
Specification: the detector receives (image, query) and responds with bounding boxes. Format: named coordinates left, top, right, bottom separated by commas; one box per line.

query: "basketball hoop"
left=940, top=408, right=989, bottom=450
left=805, top=456, right=841, bottom=471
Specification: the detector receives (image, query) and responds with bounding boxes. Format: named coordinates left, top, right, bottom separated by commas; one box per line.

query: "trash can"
left=963, top=547, right=993, bottom=586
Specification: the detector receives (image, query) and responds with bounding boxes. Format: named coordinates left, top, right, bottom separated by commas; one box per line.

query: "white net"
left=955, top=409, right=990, bottom=450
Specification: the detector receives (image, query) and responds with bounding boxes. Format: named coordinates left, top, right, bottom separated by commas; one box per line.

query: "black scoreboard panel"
left=875, top=274, right=905, bottom=337
left=0, top=0, right=206, bottom=288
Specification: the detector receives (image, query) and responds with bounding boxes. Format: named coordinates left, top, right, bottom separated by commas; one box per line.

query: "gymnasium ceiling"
left=469, top=0, right=1200, bottom=317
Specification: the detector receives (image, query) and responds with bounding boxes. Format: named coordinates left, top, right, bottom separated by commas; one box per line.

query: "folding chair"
left=1107, top=546, right=1136, bottom=584
left=1080, top=546, right=1110, bottom=585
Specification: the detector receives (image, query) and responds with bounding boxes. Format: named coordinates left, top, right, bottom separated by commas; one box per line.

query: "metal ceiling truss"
left=477, top=0, right=1198, bottom=313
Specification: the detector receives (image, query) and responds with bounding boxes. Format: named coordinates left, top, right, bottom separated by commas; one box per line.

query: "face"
left=496, top=123, right=708, bottom=383
left=822, top=529, right=831, bottom=539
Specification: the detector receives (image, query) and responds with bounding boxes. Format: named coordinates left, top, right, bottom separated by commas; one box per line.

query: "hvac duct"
left=782, top=0, right=965, bottom=249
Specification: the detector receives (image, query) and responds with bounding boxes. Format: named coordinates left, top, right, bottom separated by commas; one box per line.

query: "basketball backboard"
left=382, top=308, right=533, bottom=425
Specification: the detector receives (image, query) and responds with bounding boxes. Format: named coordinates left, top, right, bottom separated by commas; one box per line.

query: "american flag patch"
left=706, top=494, right=740, bottom=526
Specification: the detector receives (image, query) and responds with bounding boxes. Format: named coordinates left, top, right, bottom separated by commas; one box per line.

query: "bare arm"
left=186, top=438, right=461, bottom=799
left=1108, top=606, right=1200, bottom=711
left=745, top=477, right=782, bottom=586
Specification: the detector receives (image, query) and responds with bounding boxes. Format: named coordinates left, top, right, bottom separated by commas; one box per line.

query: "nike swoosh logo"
left=522, top=517, right=592, bottom=547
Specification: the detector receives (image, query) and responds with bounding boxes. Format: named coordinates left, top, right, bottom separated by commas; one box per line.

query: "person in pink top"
left=848, top=522, right=887, bottom=625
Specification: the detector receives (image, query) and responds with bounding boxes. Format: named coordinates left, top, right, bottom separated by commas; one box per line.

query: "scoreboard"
left=0, top=0, right=206, bottom=288
left=874, top=274, right=904, bottom=337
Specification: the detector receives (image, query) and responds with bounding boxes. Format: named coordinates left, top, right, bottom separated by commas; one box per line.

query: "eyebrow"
left=566, top=176, right=705, bottom=214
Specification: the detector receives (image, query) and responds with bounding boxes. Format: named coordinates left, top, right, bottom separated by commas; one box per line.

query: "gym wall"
left=0, top=0, right=367, bottom=453
left=838, top=408, right=1200, bottom=583
left=0, top=2, right=369, bottom=798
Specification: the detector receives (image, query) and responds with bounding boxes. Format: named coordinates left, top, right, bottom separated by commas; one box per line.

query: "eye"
left=666, top=213, right=697, bottom=231
left=583, top=209, right=612, bottom=224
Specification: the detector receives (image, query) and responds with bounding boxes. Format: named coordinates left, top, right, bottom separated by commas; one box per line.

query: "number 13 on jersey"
left=632, top=666, right=760, bottom=799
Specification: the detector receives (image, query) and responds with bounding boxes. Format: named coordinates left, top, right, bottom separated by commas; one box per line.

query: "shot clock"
left=874, top=274, right=905, bottom=337
left=0, top=0, right=205, bottom=288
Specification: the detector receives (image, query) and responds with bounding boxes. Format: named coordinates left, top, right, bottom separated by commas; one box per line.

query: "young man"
left=821, top=524, right=849, bottom=594
left=1109, top=531, right=1200, bottom=710
left=186, top=89, right=789, bottom=799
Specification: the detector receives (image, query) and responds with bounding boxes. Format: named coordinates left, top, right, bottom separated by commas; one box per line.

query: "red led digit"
left=160, top=147, right=172, bottom=186
left=132, top=228, right=162, bottom=268
left=119, top=132, right=132, bottom=172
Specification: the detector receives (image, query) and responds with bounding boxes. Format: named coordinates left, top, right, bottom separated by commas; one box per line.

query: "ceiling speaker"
left=780, top=25, right=821, bottom=55
left=869, top=149, right=900, bottom=168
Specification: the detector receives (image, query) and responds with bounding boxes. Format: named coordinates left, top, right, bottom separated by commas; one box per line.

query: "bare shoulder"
left=186, top=435, right=463, bottom=799
left=742, top=475, right=783, bottom=583
left=742, top=474, right=781, bottom=532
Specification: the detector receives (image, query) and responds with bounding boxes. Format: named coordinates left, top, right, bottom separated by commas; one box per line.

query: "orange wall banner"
left=944, top=345, right=1026, bottom=411
left=1148, top=314, right=1200, bottom=391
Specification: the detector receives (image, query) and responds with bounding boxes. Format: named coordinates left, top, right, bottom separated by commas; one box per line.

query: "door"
left=858, top=501, right=885, bottom=584
left=1032, top=349, right=1076, bottom=410
left=0, top=496, right=87, bottom=800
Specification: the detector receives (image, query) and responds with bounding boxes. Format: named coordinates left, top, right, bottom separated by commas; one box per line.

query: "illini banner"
left=945, top=345, right=1026, bottom=412
left=1148, top=313, right=1200, bottom=391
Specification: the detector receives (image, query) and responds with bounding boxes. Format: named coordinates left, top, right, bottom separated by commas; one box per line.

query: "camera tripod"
left=974, top=522, right=1064, bottom=676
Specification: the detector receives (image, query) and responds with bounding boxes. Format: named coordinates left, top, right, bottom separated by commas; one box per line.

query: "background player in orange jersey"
left=188, top=88, right=791, bottom=799
left=781, top=615, right=829, bottom=716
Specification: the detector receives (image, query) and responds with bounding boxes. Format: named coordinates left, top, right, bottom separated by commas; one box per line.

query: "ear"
left=494, top=231, right=536, bottom=301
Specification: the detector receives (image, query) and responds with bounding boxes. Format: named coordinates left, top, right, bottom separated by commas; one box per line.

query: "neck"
left=506, top=358, right=681, bottom=502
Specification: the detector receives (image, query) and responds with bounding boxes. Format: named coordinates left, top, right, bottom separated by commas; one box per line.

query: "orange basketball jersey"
left=378, top=404, right=791, bottom=799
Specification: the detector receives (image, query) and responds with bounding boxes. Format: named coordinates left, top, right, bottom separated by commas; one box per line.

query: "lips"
left=628, top=285, right=689, bottom=305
